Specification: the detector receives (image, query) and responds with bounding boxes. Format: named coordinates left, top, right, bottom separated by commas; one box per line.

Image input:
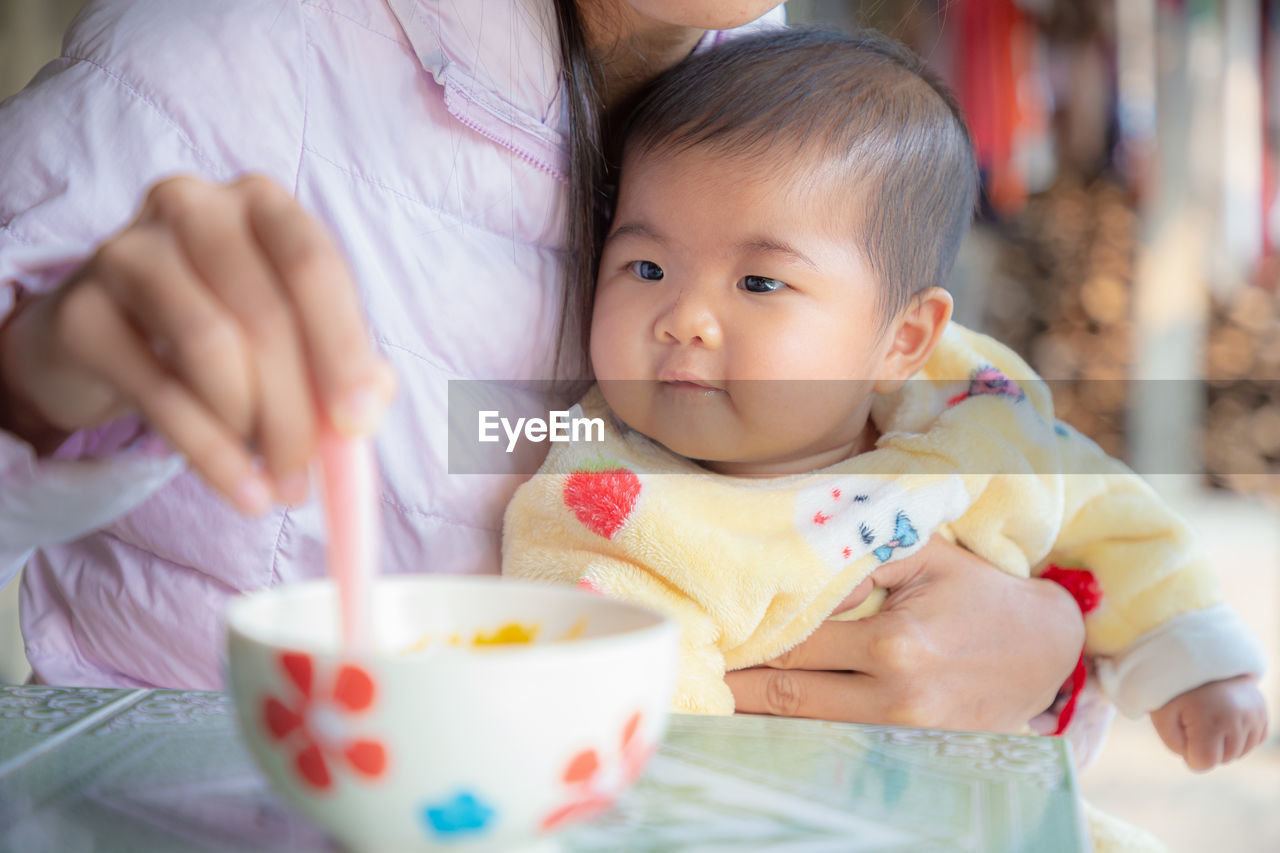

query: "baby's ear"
left=873, top=287, right=953, bottom=394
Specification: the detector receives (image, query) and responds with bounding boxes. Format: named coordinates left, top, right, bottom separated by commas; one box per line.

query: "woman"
left=0, top=0, right=1080, bottom=729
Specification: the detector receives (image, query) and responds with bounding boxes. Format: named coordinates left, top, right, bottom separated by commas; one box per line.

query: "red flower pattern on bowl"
left=540, top=710, right=654, bottom=831
left=261, top=651, right=388, bottom=791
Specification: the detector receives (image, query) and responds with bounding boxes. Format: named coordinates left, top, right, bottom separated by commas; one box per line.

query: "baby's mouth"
left=662, top=380, right=718, bottom=392
left=657, top=370, right=723, bottom=392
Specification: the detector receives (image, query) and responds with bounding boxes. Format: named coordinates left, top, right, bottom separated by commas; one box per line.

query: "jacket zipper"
left=448, top=100, right=567, bottom=185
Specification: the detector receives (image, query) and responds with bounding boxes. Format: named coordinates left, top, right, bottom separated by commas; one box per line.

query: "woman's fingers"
left=732, top=537, right=1085, bottom=731
left=729, top=610, right=952, bottom=726
left=158, top=177, right=317, bottom=501
left=729, top=658, right=1036, bottom=731
left=726, top=667, right=888, bottom=723
left=243, top=176, right=393, bottom=436
left=828, top=576, right=874, bottom=617
left=56, top=281, right=270, bottom=514
left=756, top=611, right=923, bottom=674
left=94, top=224, right=256, bottom=438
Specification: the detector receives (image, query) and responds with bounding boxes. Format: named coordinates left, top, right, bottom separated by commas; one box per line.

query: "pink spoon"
left=317, top=428, right=380, bottom=652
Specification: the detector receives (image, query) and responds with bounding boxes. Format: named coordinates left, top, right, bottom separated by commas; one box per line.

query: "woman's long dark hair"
left=551, top=0, right=609, bottom=379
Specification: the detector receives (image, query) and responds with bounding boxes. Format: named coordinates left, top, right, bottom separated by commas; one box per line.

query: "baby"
left=502, top=27, right=1267, bottom=771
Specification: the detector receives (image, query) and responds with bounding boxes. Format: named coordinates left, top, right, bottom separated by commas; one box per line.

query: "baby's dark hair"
left=619, top=27, right=979, bottom=321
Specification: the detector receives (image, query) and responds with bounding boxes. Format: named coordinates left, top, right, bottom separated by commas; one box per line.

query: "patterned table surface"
left=0, top=686, right=1087, bottom=852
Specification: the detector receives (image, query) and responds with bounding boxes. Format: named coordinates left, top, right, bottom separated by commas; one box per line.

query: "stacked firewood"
left=1204, top=285, right=1280, bottom=496
left=980, top=175, right=1134, bottom=461
left=980, top=174, right=1280, bottom=497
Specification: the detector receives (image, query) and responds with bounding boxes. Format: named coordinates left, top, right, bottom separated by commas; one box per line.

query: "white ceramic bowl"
left=225, top=576, right=680, bottom=852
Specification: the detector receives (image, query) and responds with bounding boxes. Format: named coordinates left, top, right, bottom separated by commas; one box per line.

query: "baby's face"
left=590, top=145, right=898, bottom=476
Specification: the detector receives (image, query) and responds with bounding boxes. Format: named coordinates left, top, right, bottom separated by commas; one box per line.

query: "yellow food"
left=472, top=622, right=539, bottom=646
left=396, top=618, right=594, bottom=655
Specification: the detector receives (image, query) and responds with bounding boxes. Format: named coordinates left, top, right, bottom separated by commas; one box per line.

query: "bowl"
left=225, top=575, right=680, bottom=852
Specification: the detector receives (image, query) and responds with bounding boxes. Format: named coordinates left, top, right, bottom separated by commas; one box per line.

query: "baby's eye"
left=628, top=260, right=665, bottom=281
left=741, top=275, right=787, bottom=293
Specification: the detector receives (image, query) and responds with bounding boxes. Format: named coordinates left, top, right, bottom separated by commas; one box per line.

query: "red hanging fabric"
left=954, top=0, right=1038, bottom=215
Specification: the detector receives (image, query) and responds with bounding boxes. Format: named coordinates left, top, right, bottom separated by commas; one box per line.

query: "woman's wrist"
left=0, top=293, right=69, bottom=453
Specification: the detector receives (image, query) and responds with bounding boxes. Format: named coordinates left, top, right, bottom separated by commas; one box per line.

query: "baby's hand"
left=1149, top=675, right=1268, bottom=771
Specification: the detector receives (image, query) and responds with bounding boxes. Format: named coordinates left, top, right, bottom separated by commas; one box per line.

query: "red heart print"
left=562, top=468, right=641, bottom=540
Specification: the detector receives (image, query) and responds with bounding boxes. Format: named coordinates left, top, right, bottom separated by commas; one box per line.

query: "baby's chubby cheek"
left=734, top=379, right=874, bottom=431
left=594, top=379, right=649, bottom=426
left=587, top=306, right=644, bottom=380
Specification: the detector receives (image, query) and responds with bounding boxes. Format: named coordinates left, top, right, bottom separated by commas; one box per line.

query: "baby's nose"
left=654, top=288, right=722, bottom=349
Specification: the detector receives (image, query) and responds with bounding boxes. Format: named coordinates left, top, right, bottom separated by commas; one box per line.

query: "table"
left=0, top=686, right=1088, bottom=851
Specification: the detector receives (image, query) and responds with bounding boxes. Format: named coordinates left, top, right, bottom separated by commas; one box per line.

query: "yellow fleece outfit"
left=502, top=323, right=1262, bottom=719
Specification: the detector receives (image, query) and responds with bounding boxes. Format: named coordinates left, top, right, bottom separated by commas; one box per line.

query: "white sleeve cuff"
left=0, top=242, right=91, bottom=301
left=1, top=243, right=184, bottom=588
left=0, top=430, right=183, bottom=588
left=1095, top=603, right=1268, bottom=717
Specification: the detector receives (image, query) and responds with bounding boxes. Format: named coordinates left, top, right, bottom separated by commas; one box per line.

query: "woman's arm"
left=725, top=535, right=1084, bottom=732
left=0, top=0, right=391, bottom=522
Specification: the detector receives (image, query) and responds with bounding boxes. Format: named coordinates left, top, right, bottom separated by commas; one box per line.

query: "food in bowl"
left=397, top=617, right=588, bottom=654
left=225, top=575, right=679, bottom=852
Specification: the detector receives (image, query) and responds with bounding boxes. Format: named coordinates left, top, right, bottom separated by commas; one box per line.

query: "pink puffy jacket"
left=0, top=0, right=783, bottom=688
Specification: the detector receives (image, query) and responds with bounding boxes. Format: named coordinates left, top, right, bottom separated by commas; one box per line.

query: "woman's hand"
left=725, top=535, right=1085, bottom=732
left=0, top=174, right=395, bottom=514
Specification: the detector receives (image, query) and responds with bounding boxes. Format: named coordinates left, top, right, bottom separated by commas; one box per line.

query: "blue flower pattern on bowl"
left=422, top=791, right=496, bottom=838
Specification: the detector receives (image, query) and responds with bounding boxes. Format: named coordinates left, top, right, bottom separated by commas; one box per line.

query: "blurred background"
left=1, top=0, right=1278, bottom=849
